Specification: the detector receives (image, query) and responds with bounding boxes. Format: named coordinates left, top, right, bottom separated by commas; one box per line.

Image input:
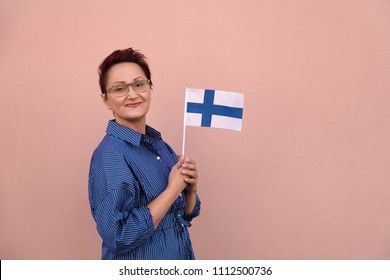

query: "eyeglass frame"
left=103, top=79, right=151, bottom=98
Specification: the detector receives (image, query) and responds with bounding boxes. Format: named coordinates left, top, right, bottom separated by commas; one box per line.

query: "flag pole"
left=182, top=85, right=189, bottom=155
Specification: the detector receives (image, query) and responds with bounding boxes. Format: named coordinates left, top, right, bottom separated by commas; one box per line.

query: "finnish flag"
left=185, top=88, right=244, bottom=131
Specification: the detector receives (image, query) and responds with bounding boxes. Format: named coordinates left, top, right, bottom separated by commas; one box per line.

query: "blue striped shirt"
left=88, top=120, right=201, bottom=260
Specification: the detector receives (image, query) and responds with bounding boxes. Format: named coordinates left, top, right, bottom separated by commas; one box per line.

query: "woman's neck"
left=115, top=117, right=146, bottom=134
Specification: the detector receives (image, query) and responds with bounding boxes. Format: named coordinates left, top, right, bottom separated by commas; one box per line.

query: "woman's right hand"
left=167, top=155, right=187, bottom=195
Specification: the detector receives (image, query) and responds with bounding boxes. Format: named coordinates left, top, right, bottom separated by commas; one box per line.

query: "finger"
left=181, top=162, right=197, bottom=170
left=184, top=177, right=197, bottom=184
left=175, top=155, right=185, bottom=169
left=184, top=156, right=195, bottom=163
left=177, top=154, right=191, bottom=161
left=181, top=169, right=197, bottom=178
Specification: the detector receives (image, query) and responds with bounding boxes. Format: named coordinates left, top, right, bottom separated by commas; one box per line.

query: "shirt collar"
left=106, top=120, right=162, bottom=146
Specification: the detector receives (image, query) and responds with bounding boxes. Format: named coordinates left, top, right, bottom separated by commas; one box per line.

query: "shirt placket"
left=144, top=135, right=193, bottom=258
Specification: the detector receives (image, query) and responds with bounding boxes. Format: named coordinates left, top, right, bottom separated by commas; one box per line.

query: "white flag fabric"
left=184, top=88, right=244, bottom=131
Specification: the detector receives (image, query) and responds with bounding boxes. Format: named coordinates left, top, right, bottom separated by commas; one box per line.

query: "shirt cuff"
left=137, top=206, right=155, bottom=239
left=183, top=194, right=201, bottom=222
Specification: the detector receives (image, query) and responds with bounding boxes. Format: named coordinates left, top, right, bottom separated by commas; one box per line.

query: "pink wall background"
left=1, top=0, right=390, bottom=259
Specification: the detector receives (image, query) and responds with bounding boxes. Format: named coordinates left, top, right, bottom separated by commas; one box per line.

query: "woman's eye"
left=114, top=87, right=125, bottom=92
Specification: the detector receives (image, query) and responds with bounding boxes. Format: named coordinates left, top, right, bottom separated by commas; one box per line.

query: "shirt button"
left=181, top=224, right=184, bottom=227
left=156, top=156, right=160, bottom=160
left=179, top=193, right=182, bottom=197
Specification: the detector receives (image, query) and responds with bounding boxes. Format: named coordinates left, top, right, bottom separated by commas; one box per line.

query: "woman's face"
left=103, top=62, right=152, bottom=131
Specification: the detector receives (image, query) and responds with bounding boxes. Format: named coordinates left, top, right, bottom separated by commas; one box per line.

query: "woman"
left=88, top=48, right=201, bottom=260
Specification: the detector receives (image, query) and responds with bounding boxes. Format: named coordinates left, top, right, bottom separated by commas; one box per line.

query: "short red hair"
left=98, top=48, right=153, bottom=93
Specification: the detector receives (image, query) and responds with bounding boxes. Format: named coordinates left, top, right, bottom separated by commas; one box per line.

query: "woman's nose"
left=126, top=88, right=139, bottom=99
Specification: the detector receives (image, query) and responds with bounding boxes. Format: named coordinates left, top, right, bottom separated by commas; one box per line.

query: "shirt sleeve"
left=183, top=193, right=201, bottom=222
left=89, top=147, right=155, bottom=255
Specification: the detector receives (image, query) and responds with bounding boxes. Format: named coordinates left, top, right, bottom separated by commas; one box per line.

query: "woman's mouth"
left=125, top=102, right=142, bottom=108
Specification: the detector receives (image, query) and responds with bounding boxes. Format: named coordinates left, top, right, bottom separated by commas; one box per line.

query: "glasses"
left=105, top=79, right=151, bottom=98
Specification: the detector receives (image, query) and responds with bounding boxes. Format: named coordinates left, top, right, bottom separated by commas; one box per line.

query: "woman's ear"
left=101, top=94, right=112, bottom=110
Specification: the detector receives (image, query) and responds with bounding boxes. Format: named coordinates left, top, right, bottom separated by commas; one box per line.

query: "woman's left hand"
left=180, top=156, right=198, bottom=192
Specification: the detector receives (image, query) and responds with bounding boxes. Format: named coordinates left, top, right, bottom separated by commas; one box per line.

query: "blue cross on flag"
left=185, top=88, right=244, bottom=131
